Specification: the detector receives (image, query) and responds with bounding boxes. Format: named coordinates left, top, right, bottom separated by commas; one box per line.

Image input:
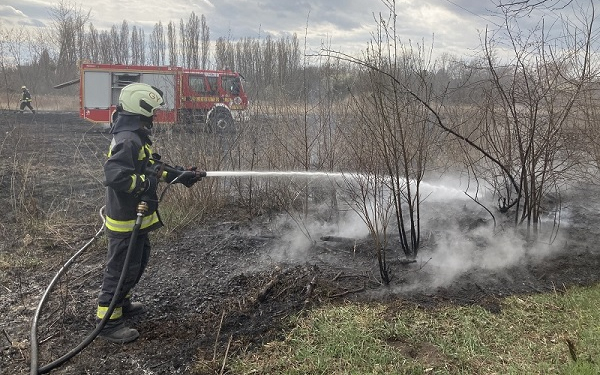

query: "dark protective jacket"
left=21, top=89, right=32, bottom=102
left=103, top=114, right=163, bottom=237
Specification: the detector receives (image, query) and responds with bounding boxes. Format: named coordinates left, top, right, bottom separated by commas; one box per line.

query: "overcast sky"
left=0, top=0, right=591, bottom=60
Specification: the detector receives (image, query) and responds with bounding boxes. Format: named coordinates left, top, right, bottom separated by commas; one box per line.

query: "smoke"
left=407, top=175, right=567, bottom=290
left=261, top=175, right=567, bottom=292
left=261, top=206, right=370, bottom=264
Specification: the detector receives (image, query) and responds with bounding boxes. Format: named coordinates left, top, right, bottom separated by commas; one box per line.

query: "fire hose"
left=29, top=162, right=206, bottom=374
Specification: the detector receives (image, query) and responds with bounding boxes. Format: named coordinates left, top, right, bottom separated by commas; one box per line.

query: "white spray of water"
left=205, top=171, right=475, bottom=203
left=418, top=181, right=473, bottom=201
left=205, top=171, right=476, bottom=197
left=205, top=170, right=347, bottom=178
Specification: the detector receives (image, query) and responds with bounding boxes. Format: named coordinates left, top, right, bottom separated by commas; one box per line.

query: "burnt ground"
left=1, top=110, right=600, bottom=374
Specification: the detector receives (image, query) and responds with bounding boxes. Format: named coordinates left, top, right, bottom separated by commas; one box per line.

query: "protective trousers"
left=97, top=233, right=150, bottom=319
left=20, top=101, right=34, bottom=112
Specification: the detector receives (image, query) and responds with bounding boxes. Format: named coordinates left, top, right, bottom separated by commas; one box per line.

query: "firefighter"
left=19, top=86, right=35, bottom=113
left=97, top=83, right=202, bottom=343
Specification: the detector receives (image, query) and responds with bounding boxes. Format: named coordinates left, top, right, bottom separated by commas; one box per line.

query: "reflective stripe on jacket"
left=21, top=90, right=32, bottom=102
left=105, top=213, right=161, bottom=233
left=104, top=115, right=163, bottom=237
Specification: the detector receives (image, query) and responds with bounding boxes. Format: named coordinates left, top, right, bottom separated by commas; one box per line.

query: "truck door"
left=83, top=71, right=111, bottom=108
left=82, top=71, right=115, bottom=123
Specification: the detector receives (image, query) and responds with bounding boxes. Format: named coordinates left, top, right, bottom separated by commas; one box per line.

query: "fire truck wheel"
left=210, top=111, right=234, bottom=133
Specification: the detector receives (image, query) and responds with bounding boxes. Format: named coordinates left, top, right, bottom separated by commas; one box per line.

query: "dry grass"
left=0, top=94, right=78, bottom=112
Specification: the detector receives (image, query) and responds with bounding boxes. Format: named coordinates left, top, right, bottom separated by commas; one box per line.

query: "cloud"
left=201, top=0, right=390, bottom=53
left=198, top=0, right=215, bottom=8
left=0, top=0, right=590, bottom=61
left=0, top=4, right=46, bottom=28
left=0, top=0, right=486, bottom=57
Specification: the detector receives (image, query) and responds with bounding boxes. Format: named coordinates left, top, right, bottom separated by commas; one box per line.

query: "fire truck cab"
left=79, top=63, right=249, bottom=131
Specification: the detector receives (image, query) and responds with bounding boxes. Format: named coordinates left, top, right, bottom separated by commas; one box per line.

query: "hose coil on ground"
left=29, top=206, right=114, bottom=374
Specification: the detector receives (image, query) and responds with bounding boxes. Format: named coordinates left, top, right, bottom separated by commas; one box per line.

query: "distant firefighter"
left=20, top=86, right=36, bottom=114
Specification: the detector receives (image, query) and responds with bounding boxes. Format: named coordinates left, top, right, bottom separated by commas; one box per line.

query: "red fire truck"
left=78, top=63, right=249, bottom=130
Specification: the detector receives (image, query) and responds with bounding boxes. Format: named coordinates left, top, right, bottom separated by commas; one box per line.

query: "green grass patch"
left=228, top=284, right=600, bottom=374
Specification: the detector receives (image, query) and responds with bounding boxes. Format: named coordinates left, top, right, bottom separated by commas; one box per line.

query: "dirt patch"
left=1, top=110, right=600, bottom=374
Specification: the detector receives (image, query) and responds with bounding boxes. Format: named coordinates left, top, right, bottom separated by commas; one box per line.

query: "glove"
left=177, top=167, right=202, bottom=188
left=139, top=176, right=158, bottom=201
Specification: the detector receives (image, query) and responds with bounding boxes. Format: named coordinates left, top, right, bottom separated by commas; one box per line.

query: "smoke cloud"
left=261, top=176, right=566, bottom=291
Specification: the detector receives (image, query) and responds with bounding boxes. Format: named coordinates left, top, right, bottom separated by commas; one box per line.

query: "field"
left=1, top=110, right=600, bottom=374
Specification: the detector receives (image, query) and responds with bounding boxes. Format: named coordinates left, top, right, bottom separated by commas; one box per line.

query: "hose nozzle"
left=136, top=201, right=149, bottom=215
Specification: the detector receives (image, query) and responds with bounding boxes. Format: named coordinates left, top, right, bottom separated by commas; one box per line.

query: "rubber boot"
left=122, top=300, right=146, bottom=317
left=97, top=318, right=139, bottom=344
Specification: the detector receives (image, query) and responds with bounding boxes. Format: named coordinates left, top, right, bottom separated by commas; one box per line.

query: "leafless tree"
left=137, top=27, right=146, bottom=65
left=167, top=21, right=178, bottom=67
left=49, top=1, right=90, bottom=82
left=310, top=2, right=447, bottom=283
left=85, top=23, right=100, bottom=63
left=497, top=0, right=574, bottom=14
left=477, top=0, right=596, bottom=234
left=214, top=37, right=235, bottom=70
left=276, top=35, right=300, bottom=87
left=178, top=19, right=187, bottom=68
left=251, top=38, right=264, bottom=99
left=0, top=27, right=53, bottom=98
left=201, top=15, right=210, bottom=69
left=149, top=21, right=166, bottom=66
left=131, top=26, right=141, bottom=65
left=579, top=85, right=600, bottom=175
left=0, top=28, right=19, bottom=107
left=118, top=21, right=129, bottom=64
left=263, top=36, right=276, bottom=89
left=34, top=47, right=55, bottom=93
left=109, top=25, right=120, bottom=64
left=182, top=12, right=201, bottom=69
left=98, top=30, right=114, bottom=64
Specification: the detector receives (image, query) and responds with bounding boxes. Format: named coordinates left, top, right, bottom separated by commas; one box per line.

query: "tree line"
left=0, top=1, right=304, bottom=98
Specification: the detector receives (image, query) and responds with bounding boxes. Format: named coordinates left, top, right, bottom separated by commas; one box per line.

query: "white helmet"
left=119, top=83, right=164, bottom=117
